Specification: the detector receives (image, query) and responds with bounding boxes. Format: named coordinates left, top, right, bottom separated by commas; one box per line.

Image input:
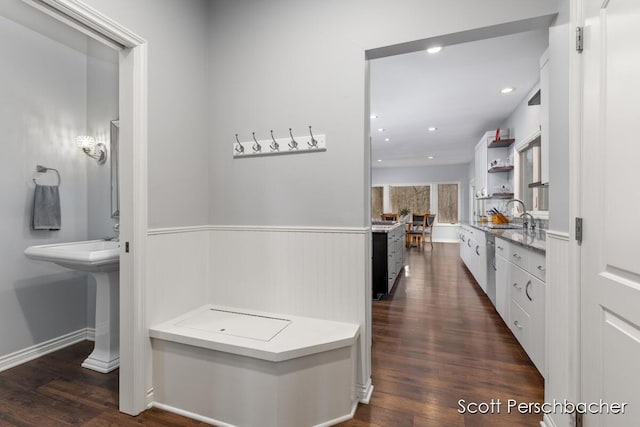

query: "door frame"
left=20, top=0, right=149, bottom=415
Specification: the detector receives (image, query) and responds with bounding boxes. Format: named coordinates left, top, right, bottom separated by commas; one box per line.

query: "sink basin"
left=24, top=240, right=120, bottom=373
left=24, top=240, right=119, bottom=272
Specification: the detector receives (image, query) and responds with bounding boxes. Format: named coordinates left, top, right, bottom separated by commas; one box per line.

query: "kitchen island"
left=372, top=222, right=406, bottom=300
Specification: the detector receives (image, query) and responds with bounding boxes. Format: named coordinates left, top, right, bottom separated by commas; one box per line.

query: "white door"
left=581, top=0, right=640, bottom=425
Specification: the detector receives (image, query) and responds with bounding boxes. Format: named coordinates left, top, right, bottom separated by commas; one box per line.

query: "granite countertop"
left=463, top=222, right=546, bottom=254
left=372, top=221, right=405, bottom=233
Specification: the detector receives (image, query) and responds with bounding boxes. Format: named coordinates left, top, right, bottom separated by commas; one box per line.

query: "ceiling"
left=370, top=29, right=548, bottom=168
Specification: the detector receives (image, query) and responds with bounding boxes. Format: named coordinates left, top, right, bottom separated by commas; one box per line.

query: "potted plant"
left=399, top=208, right=410, bottom=222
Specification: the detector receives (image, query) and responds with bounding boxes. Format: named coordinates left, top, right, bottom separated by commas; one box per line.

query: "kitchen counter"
left=372, top=221, right=405, bottom=233
left=463, top=222, right=546, bottom=254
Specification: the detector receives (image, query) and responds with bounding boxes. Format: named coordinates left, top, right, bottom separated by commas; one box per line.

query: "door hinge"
left=576, top=411, right=583, bottom=427
left=576, top=26, right=584, bottom=53
left=575, top=217, right=583, bottom=244
left=125, top=241, right=130, bottom=253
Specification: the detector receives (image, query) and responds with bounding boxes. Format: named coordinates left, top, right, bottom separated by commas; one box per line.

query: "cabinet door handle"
left=513, top=282, right=522, bottom=290
left=537, top=265, right=545, bottom=272
left=461, top=236, right=466, bottom=242
left=512, top=253, right=522, bottom=260
left=497, top=245, right=504, bottom=250
left=513, top=320, right=523, bottom=330
left=525, top=280, right=533, bottom=301
left=475, top=245, right=480, bottom=255
left=468, top=239, right=472, bottom=247
left=492, top=257, right=497, bottom=271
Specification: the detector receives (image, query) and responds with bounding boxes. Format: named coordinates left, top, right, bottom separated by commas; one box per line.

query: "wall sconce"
left=76, top=136, right=107, bottom=165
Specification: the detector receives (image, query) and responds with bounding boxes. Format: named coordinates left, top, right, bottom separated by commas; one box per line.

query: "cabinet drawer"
left=510, top=299, right=530, bottom=349
left=528, top=250, right=546, bottom=282
left=509, top=245, right=527, bottom=269
left=510, top=265, right=528, bottom=309
left=495, top=238, right=510, bottom=259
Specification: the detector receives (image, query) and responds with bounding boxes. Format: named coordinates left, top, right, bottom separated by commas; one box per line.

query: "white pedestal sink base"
left=82, top=270, right=120, bottom=373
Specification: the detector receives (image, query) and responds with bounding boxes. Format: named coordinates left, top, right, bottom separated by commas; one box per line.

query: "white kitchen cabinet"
left=474, top=138, right=488, bottom=197
left=459, top=225, right=488, bottom=294
left=495, top=237, right=546, bottom=377
left=540, top=48, right=550, bottom=185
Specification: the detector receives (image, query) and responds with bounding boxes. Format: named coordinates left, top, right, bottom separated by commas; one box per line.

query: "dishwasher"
left=485, top=236, right=496, bottom=306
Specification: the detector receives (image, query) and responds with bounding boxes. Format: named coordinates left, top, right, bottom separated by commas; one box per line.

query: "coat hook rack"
left=233, top=127, right=326, bottom=158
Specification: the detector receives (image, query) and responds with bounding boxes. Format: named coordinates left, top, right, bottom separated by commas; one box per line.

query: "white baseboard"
left=0, top=328, right=94, bottom=373
left=86, top=327, right=95, bottom=342
left=146, top=388, right=154, bottom=408
left=152, top=400, right=358, bottom=427
left=542, top=414, right=558, bottom=427
left=357, top=379, right=374, bottom=404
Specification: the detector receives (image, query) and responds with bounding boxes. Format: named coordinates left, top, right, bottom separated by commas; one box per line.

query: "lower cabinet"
left=459, top=225, right=487, bottom=293
left=372, top=224, right=405, bottom=298
left=495, top=237, right=546, bottom=377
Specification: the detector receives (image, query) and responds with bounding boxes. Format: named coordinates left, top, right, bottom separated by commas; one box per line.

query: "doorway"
left=16, top=0, right=149, bottom=415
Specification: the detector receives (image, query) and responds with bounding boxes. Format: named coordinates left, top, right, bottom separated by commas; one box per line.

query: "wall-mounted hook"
left=308, top=126, right=318, bottom=148
left=269, top=130, right=280, bottom=152
left=235, top=134, right=245, bottom=154
left=288, top=128, right=299, bottom=150
left=252, top=132, right=262, bottom=153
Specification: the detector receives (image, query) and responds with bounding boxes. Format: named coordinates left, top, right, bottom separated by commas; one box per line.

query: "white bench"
left=150, top=305, right=360, bottom=427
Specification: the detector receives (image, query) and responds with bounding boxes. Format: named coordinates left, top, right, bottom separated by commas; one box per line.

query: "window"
left=437, top=183, right=458, bottom=224
left=517, top=136, right=548, bottom=213
left=390, top=185, right=430, bottom=214
left=371, top=186, right=383, bottom=219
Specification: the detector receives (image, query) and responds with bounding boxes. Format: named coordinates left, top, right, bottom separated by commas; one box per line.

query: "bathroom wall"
left=87, top=40, right=119, bottom=240
left=85, top=39, right=119, bottom=329
left=0, top=1, right=90, bottom=363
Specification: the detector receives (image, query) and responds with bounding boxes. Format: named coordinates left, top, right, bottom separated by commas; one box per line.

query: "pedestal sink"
left=24, top=240, right=120, bottom=373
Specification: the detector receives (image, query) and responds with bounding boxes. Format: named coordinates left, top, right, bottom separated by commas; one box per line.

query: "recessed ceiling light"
left=428, top=127, right=438, bottom=132
left=500, top=87, right=515, bottom=94
left=370, top=114, right=378, bottom=119
left=377, top=159, right=382, bottom=162
left=384, top=138, right=390, bottom=142
left=427, top=156, right=434, bottom=159
left=427, top=46, right=443, bottom=54
left=377, top=128, right=385, bottom=132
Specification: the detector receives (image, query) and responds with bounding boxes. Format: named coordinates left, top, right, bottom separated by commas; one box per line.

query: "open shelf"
left=490, top=192, right=515, bottom=199
left=488, top=138, right=515, bottom=148
left=488, top=165, right=514, bottom=173
left=528, top=181, right=549, bottom=188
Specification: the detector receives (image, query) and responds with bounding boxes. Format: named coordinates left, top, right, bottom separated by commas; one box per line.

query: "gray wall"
left=87, top=40, right=119, bottom=240
left=372, top=164, right=470, bottom=222
left=82, top=0, right=212, bottom=229
left=0, top=1, right=90, bottom=356
left=548, top=0, right=570, bottom=232
left=207, top=0, right=559, bottom=227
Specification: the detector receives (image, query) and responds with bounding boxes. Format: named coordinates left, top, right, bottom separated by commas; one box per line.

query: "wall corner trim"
left=545, top=229, right=570, bottom=241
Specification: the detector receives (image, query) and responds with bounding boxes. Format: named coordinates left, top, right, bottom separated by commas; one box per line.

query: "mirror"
left=110, top=120, right=119, bottom=218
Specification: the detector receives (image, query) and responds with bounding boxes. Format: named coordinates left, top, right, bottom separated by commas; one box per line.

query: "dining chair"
left=407, top=213, right=427, bottom=248
left=381, top=212, right=398, bottom=222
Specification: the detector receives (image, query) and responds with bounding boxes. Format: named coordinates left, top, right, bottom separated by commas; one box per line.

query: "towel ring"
left=32, top=165, right=61, bottom=186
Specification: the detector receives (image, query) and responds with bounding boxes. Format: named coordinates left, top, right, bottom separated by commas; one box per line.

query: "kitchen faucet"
left=505, top=199, right=535, bottom=234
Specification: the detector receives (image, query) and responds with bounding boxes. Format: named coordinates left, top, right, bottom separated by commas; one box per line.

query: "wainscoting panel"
left=208, top=226, right=371, bottom=400
left=147, top=227, right=210, bottom=327
left=544, top=231, right=573, bottom=427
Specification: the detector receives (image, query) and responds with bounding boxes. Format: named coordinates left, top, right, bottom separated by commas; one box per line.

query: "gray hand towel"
left=33, top=184, right=61, bottom=230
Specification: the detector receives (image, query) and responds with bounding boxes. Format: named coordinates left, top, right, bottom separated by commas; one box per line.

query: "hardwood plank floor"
left=339, top=243, right=544, bottom=427
left=0, top=242, right=543, bottom=426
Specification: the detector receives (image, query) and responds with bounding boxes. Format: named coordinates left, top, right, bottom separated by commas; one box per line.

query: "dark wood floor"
left=0, top=243, right=543, bottom=426
left=339, top=243, right=544, bottom=427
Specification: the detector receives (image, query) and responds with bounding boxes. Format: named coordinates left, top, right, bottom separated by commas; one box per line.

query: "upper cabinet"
left=474, top=136, right=488, bottom=197
left=539, top=48, right=550, bottom=185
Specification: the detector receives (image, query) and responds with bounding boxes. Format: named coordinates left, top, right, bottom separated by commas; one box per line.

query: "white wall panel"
left=544, top=231, right=574, bottom=427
